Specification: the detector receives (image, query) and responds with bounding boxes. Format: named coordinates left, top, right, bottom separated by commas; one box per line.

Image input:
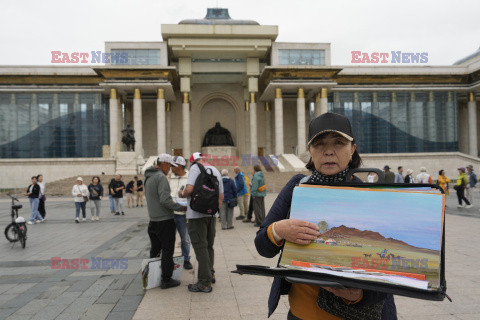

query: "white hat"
left=221, top=169, right=229, bottom=176
left=156, top=153, right=177, bottom=167
left=77, top=177, right=83, bottom=181
left=189, top=152, right=204, bottom=163
left=173, top=156, right=187, bottom=167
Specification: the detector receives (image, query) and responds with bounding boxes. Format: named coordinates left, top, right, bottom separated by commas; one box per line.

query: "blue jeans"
left=109, top=195, right=115, bottom=212
left=29, top=198, right=43, bottom=222
left=75, top=202, right=86, bottom=219
left=174, top=214, right=191, bottom=262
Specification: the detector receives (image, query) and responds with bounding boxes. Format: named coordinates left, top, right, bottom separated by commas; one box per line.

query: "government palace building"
left=1, top=8, right=480, bottom=188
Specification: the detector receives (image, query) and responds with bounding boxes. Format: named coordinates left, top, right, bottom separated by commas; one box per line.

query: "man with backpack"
left=178, top=152, right=224, bottom=293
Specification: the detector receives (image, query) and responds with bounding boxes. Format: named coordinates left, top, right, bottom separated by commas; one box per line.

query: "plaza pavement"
left=0, top=191, right=479, bottom=319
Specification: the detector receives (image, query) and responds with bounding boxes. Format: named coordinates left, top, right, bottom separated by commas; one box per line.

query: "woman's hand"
left=322, top=287, right=363, bottom=302
left=274, top=219, right=320, bottom=245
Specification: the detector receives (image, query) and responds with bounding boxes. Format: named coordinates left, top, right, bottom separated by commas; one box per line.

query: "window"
left=278, top=49, right=325, bottom=65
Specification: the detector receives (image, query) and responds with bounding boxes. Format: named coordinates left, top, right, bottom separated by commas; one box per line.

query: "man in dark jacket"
left=144, top=153, right=187, bottom=289
left=384, top=165, right=395, bottom=184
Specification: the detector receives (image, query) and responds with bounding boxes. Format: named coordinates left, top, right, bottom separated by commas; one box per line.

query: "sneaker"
left=136, top=204, right=139, bottom=207
left=236, top=216, right=245, bottom=220
left=457, top=204, right=464, bottom=208
left=141, top=205, right=143, bottom=207
left=466, top=204, right=473, bottom=208
left=27, top=221, right=34, bottom=225
left=242, top=219, right=250, bottom=223
left=111, top=211, right=115, bottom=214
left=115, top=212, right=120, bottom=216
left=160, top=278, right=181, bottom=289
left=227, top=226, right=234, bottom=230
left=95, top=217, right=99, bottom=221
left=38, top=219, right=44, bottom=223
left=75, top=218, right=79, bottom=223
left=188, top=282, right=212, bottom=293
left=82, top=218, right=86, bottom=222
left=212, top=273, right=216, bottom=284
left=121, top=212, right=125, bottom=216
left=184, top=261, right=193, bottom=270
left=253, top=223, right=261, bottom=227
left=91, top=217, right=96, bottom=221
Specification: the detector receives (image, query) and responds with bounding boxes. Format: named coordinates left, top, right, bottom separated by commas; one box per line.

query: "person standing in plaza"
left=466, top=165, right=477, bottom=203
left=244, top=173, right=254, bottom=223
left=88, top=176, right=103, bottom=221
left=72, top=177, right=89, bottom=223
left=125, top=180, right=135, bottom=208
left=168, top=156, right=193, bottom=270
left=134, top=176, right=144, bottom=207
left=220, top=169, right=237, bottom=230
left=416, top=167, right=433, bottom=184
left=438, top=170, right=450, bottom=196
left=144, top=153, right=187, bottom=289
left=250, top=165, right=266, bottom=227
left=178, top=152, right=224, bottom=293
left=234, top=167, right=249, bottom=220
left=110, top=174, right=125, bottom=215
left=26, top=176, right=44, bottom=225
left=404, top=169, right=415, bottom=183
left=108, top=178, right=116, bottom=214
left=455, top=167, right=472, bottom=208
left=395, top=166, right=404, bottom=183
left=383, top=165, right=395, bottom=183
left=36, top=174, right=47, bottom=219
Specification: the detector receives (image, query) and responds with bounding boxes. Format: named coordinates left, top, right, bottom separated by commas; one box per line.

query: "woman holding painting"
left=254, top=113, right=397, bottom=320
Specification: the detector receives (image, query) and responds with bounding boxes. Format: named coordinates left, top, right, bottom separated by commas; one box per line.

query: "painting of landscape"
left=279, top=185, right=445, bottom=291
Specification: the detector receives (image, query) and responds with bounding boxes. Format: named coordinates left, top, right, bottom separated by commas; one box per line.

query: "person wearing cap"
left=416, top=167, right=433, bottom=184
left=179, top=152, right=224, bottom=293
left=144, top=153, right=187, bottom=289
left=234, top=166, right=249, bottom=220
left=404, top=169, right=415, bottom=183
left=168, top=155, right=193, bottom=270
left=72, top=177, right=89, bottom=223
left=455, top=167, right=472, bottom=208
left=383, top=165, right=395, bottom=183
left=466, top=165, right=477, bottom=203
left=220, top=169, right=237, bottom=230
left=255, top=113, right=397, bottom=319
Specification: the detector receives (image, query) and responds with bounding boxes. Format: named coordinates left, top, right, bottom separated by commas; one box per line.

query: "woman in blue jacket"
left=254, top=113, right=397, bottom=320
left=220, top=169, right=237, bottom=230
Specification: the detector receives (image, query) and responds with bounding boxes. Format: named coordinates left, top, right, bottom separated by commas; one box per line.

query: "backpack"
left=190, top=162, right=220, bottom=215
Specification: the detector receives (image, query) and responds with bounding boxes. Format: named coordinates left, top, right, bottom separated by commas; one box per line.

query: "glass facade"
left=326, top=91, right=458, bottom=153
left=278, top=49, right=325, bottom=65
left=0, top=93, right=109, bottom=158
left=111, top=49, right=161, bottom=65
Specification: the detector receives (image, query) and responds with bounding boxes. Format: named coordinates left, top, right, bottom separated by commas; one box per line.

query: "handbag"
left=228, top=197, right=238, bottom=208
left=257, top=185, right=266, bottom=192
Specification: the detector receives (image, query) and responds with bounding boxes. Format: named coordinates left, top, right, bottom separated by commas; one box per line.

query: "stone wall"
left=0, top=158, right=116, bottom=189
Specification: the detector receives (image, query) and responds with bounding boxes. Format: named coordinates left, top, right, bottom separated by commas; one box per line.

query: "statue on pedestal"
left=202, top=122, right=234, bottom=147
left=122, top=124, right=136, bottom=151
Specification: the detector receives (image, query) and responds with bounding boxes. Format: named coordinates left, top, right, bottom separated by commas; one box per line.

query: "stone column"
left=133, top=89, right=143, bottom=155
left=166, top=103, right=171, bottom=154
left=426, top=91, right=436, bottom=142
left=157, top=89, right=166, bottom=154
left=265, top=102, right=272, bottom=155
left=74, top=93, right=82, bottom=157
left=182, top=93, right=191, bottom=158
left=244, top=101, right=250, bottom=155
left=117, top=97, right=123, bottom=152
left=30, top=93, right=38, bottom=130
left=297, top=88, right=306, bottom=154
left=274, top=88, right=284, bottom=155
left=468, top=92, right=478, bottom=157
left=408, top=92, right=418, bottom=151
left=52, top=93, right=60, bottom=119
left=109, top=89, right=118, bottom=157
left=372, top=92, right=380, bottom=152
left=250, top=93, right=258, bottom=156
left=9, top=94, right=17, bottom=155
left=445, top=92, right=455, bottom=146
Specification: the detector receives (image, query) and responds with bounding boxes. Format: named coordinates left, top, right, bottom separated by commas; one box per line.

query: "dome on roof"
left=453, top=45, right=480, bottom=65
left=179, top=8, right=259, bottom=25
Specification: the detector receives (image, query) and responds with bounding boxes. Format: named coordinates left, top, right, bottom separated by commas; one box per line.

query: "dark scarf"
left=307, top=166, right=350, bottom=184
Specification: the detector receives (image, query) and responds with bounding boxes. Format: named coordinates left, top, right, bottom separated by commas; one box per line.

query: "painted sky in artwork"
left=291, top=186, right=444, bottom=251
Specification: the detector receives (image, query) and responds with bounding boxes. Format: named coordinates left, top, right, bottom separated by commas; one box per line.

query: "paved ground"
left=0, top=190, right=480, bottom=319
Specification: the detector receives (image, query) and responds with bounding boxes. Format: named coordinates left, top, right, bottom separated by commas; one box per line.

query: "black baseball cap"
left=307, top=113, right=354, bottom=146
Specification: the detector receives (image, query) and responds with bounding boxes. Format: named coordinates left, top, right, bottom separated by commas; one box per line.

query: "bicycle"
left=4, top=194, right=27, bottom=248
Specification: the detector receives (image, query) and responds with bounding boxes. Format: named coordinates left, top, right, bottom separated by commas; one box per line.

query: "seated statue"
left=121, top=124, right=136, bottom=151
left=202, top=122, right=234, bottom=147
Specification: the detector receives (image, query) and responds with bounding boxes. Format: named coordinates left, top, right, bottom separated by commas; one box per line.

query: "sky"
left=291, top=187, right=444, bottom=251
left=0, top=0, right=479, bottom=66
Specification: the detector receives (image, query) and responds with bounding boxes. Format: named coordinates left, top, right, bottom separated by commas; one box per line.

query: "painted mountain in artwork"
left=320, top=225, right=413, bottom=247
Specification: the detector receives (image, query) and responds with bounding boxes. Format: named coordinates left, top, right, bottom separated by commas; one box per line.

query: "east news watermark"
left=51, top=257, right=128, bottom=270
left=50, top=51, right=129, bottom=64
left=351, top=51, right=429, bottom=64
